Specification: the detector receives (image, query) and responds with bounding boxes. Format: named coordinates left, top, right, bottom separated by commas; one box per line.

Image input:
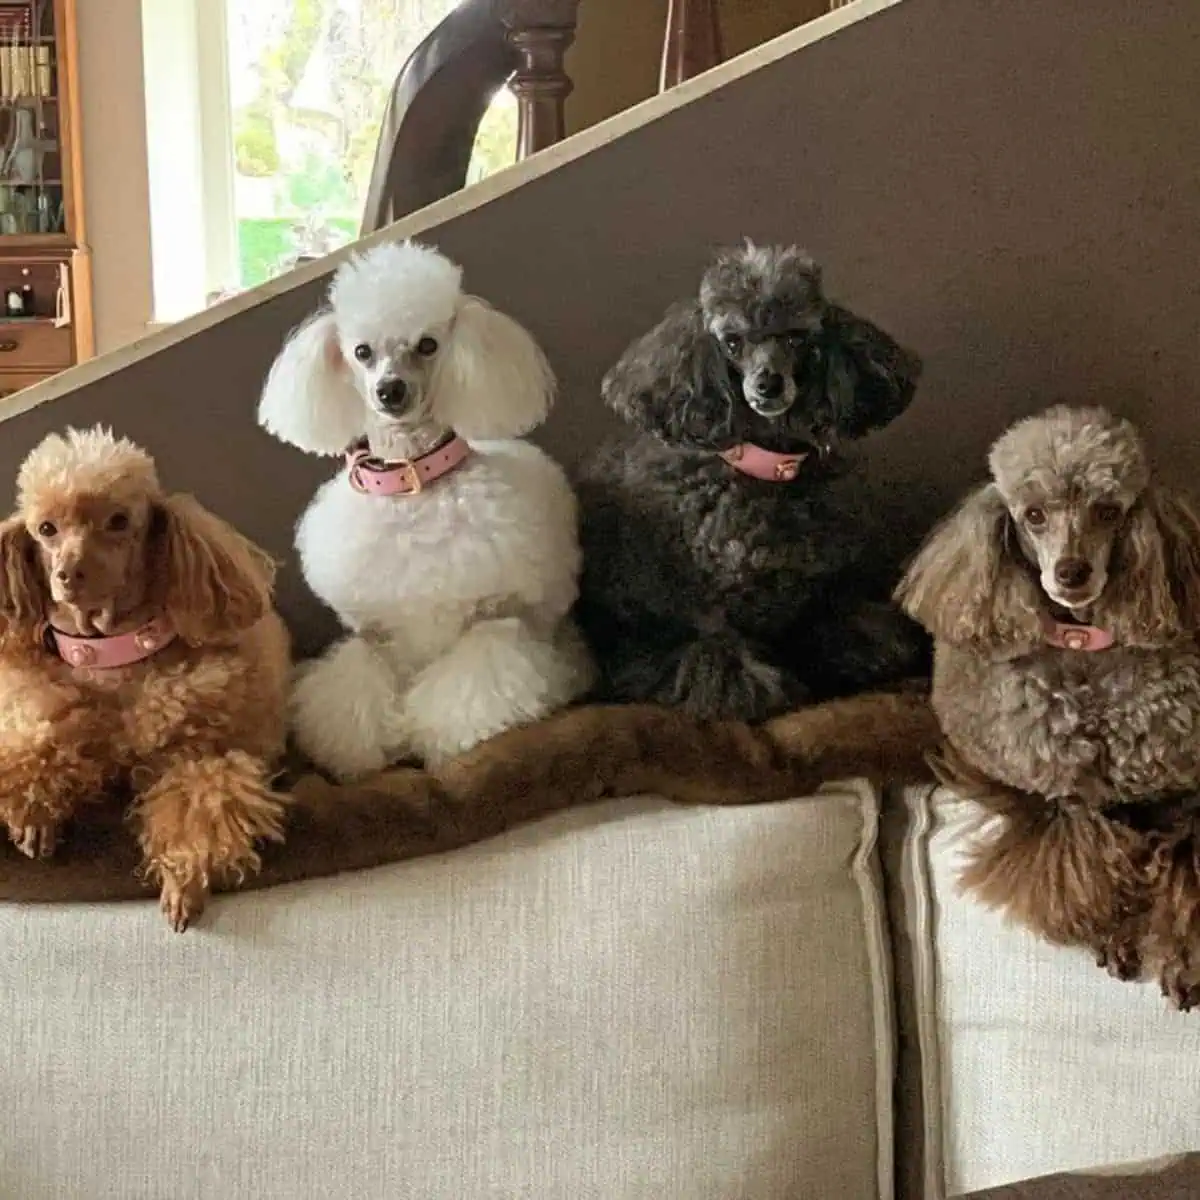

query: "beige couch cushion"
left=901, top=786, right=1200, bottom=1197
left=0, top=785, right=893, bottom=1200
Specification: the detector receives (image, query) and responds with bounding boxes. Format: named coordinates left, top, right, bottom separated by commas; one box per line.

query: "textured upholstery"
left=0, top=787, right=892, bottom=1200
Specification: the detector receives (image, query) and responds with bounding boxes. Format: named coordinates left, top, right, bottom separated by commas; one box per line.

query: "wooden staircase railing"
left=361, top=0, right=517, bottom=235
left=365, top=0, right=811, bottom=236
left=505, top=0, right=578, bottom=158
left=361, top=0, right=581, bottom=235
left=660, top=0, right=725, bottom=91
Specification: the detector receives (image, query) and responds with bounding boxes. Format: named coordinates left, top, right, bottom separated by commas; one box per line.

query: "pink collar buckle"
left=346, top=434, right=471, bottom=497
left=49, top=617, right=177, bottom=670
left=719, top=443, right=808, bottom=483
left=1041, top=615, right=1114, bottom=652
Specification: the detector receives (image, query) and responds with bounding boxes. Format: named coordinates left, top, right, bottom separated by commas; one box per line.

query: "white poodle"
left=258, top=240, right=593, bottom=780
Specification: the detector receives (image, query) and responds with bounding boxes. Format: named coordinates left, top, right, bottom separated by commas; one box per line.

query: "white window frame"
left=141, top=0, right=237, bottom=323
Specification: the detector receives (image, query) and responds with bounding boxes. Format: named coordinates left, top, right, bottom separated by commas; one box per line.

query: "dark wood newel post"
left=503, top=0, right=580, bottom=160
left=660, top=0, right=725, bottom=91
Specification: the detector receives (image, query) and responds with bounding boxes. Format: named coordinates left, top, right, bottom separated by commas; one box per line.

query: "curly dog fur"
left=897, top=405, right=1200, bottom=1008
left=0, top=427, right=290, bottom=931
left=576, top=241, right=927, bottom=721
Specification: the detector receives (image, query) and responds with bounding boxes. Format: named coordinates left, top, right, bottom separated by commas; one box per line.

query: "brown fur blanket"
left=0, top=691, right=938, bottom=904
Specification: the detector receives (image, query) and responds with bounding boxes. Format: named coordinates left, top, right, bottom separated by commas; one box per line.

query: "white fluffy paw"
left=405, top=618, right=589, bottom=765
left=290, top=639, right=411, bottom=781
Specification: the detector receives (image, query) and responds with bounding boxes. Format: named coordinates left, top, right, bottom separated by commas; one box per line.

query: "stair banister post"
left=502, top=0, right=580, bottom=160
left=660, top=0, right=725, bottom=92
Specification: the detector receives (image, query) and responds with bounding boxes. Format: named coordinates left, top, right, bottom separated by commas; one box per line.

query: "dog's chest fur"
left=935, top=642, right=1200, bottom=803
left=297, top=444, right=579, bottom=641
left=581, top=441, right=868, bottom=634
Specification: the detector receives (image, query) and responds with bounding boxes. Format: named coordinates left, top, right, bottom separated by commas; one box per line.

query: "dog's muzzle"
left=744, top=377, right=796, bottom=419
left=374, top=377, right=411, bottom=415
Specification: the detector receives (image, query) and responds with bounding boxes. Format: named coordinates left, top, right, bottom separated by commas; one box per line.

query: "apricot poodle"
left=0, top=427, right=290, bottom=930
left=896, top=405, right=1200, bottom=1008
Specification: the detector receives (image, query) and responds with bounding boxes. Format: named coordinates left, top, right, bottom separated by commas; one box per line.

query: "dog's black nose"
left=375, top=378, right=408, bottom=410
left=1054, top=558, right=1092, bottom=589
left=756, top=372, right=785, bottom=400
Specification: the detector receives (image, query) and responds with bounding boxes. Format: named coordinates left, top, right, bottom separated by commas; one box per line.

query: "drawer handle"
left=0, top=340, right=18, bottom=353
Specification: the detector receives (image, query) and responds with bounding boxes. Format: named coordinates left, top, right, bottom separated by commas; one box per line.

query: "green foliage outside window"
left=229, top=0, right=518, bottom=288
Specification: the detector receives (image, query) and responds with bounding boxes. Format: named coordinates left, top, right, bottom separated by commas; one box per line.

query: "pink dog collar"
left=346, top=435, right=471, bottom=497
left=49, top=617, right=177, bottom=669
left=1042, top=616, right=1114, bottom=652
left=720, top=443, right=808, bottom=483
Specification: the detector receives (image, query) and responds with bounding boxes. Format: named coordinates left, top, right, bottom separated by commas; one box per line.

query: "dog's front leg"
left=404, top=615, right=591, bottom=765
left=290, top=634, right=416, bottom=781
left=0, top=685, right=110, bottom=858
left=131, top=749, right=287, bottom=932
left=0, top=744, right=106, bottom=858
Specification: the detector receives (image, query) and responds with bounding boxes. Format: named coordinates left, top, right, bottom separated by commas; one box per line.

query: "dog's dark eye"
left=785, top=332, right=809, bottom=351
left=107, top=512, right=130, bottom=532
left=416, top=336, right=438, bottom=357
left=722, top=334, right=743, bottom=354
left=353, top=343, right=373, bottom=363
left=1024, top=507, right=1047, bottom=528
left=1094, top=502, right=1122, bottom=525
left=36, top=520, right=56, bottom=538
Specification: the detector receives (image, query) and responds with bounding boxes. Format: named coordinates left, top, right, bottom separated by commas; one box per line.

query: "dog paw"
left=1096, top=940, right=1142, bottom=983
left=8, top=818, right=59, bottom=860
left=1159, top=961, right=1200, bottom=1012
left=159, top=876, right=209, bottom=934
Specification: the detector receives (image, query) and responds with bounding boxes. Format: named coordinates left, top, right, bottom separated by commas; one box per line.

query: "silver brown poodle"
left=576, top=241, right=926, bottom=721
left=896, top=405, right=1200, bottom=1009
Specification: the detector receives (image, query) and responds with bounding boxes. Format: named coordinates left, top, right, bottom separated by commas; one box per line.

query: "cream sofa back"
left=1, top=787, right=896, bottom=1200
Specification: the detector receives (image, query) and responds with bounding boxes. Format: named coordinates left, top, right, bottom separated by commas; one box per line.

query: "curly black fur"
left=576, top=242, right=929, bottom=721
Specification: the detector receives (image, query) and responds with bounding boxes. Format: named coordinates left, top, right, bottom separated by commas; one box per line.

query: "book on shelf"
left=34, top=44, right=48, bottom=96
left=0, top=42, right=50, bottom=102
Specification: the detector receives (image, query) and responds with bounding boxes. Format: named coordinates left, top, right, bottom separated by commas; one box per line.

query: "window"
left=142, top=0, right=516, bottom=321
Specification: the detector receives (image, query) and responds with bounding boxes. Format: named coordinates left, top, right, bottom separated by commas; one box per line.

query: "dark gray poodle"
left=576, top=241, right=927, bottom=721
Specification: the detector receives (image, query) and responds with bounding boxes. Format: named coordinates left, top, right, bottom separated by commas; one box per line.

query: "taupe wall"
left=4, top=0, right=1199, bottom=655
left=568, top=0, right=829, bottom=133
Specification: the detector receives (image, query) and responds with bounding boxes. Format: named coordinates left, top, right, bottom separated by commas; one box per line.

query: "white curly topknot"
left=330, top=241, right=463, bottom=350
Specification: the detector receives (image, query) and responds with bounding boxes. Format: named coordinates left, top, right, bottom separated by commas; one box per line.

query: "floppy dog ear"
left=0, top=516, right=47, bottom=636
left=1102, top=488, right=1200, bottom=644
left=434, top=297, right=555, bottom=439
left=894, top=484, right=1042, bottom=650
left=258, top=310, right=364, bottom=455
left=601, top=300, right=732, bottom=445
left=819, top=305, right=921, bottom=437
left=150, top=495, right=276, bottom=644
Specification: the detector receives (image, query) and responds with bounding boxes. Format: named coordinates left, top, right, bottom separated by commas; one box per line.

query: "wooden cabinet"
left=0, top=0, right=92, bottom=399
